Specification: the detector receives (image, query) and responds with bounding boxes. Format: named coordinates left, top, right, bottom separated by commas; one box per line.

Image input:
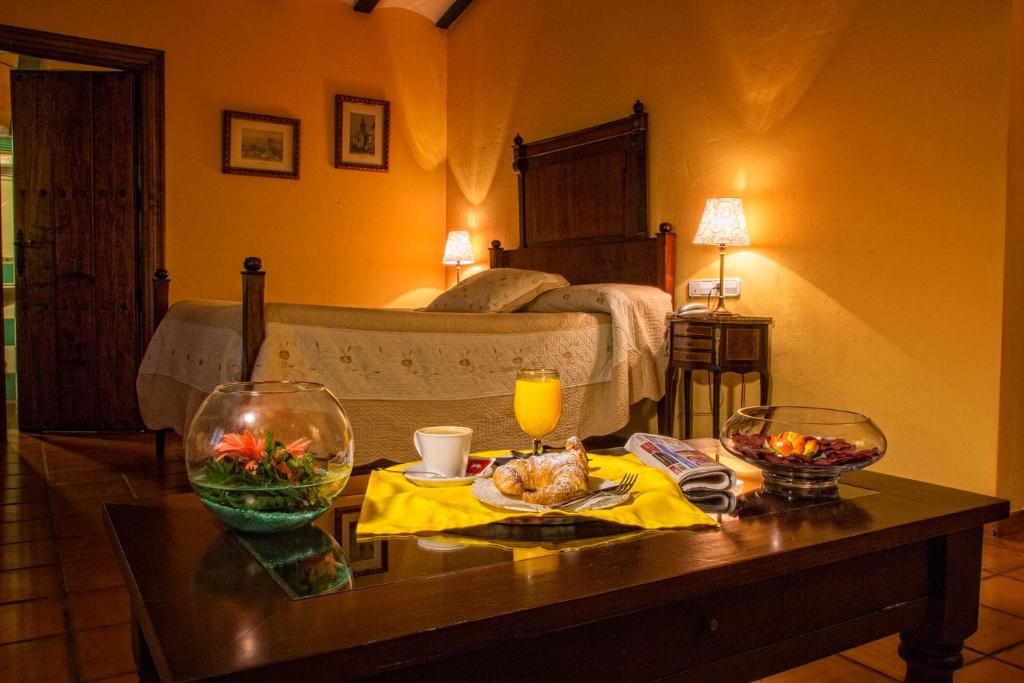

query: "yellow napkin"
left=357, top=451, right=717, bottom=537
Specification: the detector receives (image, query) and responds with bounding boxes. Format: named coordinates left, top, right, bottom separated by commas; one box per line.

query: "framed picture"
left=334, top=94, right=390, bottom=172
left=335, top=506, right=389, bottom=576
left=222, top=110, right=300, bottom=179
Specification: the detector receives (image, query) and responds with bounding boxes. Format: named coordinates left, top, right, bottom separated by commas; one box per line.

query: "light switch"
left=687, top=278, right=741, bottom=299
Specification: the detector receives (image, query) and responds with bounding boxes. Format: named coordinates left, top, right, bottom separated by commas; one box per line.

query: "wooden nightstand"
left=660, top=314, right=773, bottom=439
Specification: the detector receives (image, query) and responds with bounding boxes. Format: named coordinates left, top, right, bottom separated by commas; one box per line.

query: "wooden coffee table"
left=105, top=469, right=1007, bottom=682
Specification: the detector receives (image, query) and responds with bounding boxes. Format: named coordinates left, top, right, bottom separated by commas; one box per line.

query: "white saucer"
left=402, top=462, right=493, bottom=488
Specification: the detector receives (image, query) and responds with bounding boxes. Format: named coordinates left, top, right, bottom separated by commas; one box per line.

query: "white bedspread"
left=137, top=284, right=671, bottom=464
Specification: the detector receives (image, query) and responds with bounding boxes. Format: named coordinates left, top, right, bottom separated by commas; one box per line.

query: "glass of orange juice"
left=514, top=368, right=562, bottom=456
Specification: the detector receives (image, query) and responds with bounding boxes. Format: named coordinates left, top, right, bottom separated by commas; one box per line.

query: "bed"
left=137, top=103, right=678, bottom=464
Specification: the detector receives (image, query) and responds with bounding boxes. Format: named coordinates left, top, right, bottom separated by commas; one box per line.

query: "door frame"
left=0, top=23, right=165, bottom=429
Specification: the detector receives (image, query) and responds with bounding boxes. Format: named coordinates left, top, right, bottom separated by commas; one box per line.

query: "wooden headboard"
left=489, top=101, right=676, bottom=302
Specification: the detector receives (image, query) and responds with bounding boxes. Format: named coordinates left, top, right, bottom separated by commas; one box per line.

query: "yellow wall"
left=3, top=0, right=1017, bottom=499
left=1001, top=0, right=1024, bottom=508
left=1, top=0, right=448, bottom=308
left=448, top=0, right=1011, bottom=496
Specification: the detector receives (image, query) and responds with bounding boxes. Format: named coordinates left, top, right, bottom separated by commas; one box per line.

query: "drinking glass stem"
left=532, top=438, right=543, bottom=456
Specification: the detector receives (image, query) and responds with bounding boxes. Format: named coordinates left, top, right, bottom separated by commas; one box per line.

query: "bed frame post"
left=152, top=268, right=170, bottom=461
left=657, top=222, right=677, bottom=306
left=512, top=134, right=528, bottom=248
left=152, top=267, right=170, bottom=326
left=241, top=257, right=265, bottom=382
left=489, top=239, right=507, bottom=269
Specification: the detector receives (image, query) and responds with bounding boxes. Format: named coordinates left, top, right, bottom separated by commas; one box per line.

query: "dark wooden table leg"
left=661, top=366, right=679, bottom=436
left=682, top=369, right=693, bottom=439
left=898, top=640, right=964, bottom=682
left=154, top=429, right=166, bottom=462
left=759, top=370, right=770, bottom=406
left=710, top=370, right=722, bottom=438
left=132, top=615, right=159, bottom=682
left=898, top=527, right=983, bottom=682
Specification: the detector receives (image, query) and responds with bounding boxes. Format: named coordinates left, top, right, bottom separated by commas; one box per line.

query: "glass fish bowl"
left=186, top=381, right=354, bottom=533
left=720, top=406, right=886, bottom=499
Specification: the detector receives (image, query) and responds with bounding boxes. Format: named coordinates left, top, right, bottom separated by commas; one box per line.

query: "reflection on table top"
left=111, top=459, right=882, bottom=604
left=104, top=467, right=1007, bottom=682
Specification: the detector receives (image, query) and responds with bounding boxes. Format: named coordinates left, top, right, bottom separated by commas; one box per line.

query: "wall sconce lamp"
left=443, top=230, right=475, bottom=283
left=692, top=197, right=750, bottom=316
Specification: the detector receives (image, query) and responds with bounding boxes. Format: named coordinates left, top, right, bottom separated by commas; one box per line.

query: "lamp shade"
left=442, top=230, right=475, bottom=265
left=693, top=198, right=750, bottom=246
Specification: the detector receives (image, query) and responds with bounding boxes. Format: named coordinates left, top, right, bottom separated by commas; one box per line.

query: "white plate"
left=402, top=462, right=493, bottom=488
left=471, top=476, right=629, bottom=512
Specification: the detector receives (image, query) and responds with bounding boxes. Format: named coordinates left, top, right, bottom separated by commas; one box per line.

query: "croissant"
left=493, top=437, right=590, bottom=505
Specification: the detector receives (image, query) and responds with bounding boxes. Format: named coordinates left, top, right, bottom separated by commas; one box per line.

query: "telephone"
left=677, top=302, right=711, bottom=317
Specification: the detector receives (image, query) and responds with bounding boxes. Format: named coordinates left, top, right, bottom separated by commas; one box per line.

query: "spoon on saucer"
left=401, top=469, right=449, bottom=478
left=378, top=465, right=448, bottom=478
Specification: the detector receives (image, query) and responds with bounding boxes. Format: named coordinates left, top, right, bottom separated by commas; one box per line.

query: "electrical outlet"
left=688, top=278, right=741, bottom=299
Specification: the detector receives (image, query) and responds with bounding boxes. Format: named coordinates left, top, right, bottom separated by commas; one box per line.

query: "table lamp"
left=443, top=230, right=475, bottom=283
left=692, top=197, right=750, bottom=316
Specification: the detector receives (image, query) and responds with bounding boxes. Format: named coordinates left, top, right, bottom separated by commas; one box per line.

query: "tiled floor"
left=1, top=429, right=1024, bottom=681
left=0, top=429, right=187, bottom=682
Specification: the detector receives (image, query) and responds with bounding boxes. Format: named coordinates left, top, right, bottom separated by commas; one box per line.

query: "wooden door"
left=11, top=70, right=141, bottom=431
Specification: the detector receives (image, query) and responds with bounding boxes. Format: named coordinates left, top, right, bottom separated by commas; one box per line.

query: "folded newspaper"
left=625, top=433, right=737, bottom=502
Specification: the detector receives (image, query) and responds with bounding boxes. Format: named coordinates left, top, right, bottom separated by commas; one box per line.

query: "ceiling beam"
left=353, top=0, right=380, bottom=14
left=436, top=0, right=473, bottom=29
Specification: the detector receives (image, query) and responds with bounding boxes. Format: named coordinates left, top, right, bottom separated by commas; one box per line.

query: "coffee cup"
left=414, top=426, right=472, bottom=478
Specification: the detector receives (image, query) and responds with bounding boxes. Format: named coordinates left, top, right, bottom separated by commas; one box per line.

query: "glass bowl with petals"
left=185, top=381, right=354, bottom=533
left=720, top=406, right=886, bottom=499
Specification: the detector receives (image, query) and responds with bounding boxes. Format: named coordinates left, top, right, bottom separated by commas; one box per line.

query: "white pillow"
left=426, top=268, right=569, bottom=312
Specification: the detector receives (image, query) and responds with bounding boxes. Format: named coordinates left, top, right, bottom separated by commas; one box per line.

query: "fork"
left=553, top=472, right=638, bottom=511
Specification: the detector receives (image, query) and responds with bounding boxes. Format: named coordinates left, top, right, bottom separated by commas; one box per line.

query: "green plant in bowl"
left=186, top=382, right=354, bottom=533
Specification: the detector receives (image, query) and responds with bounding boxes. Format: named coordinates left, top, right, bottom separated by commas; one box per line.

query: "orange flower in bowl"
left=213, top=429, right=266, bottom=463
left=767, top=431, right=819, bottom=459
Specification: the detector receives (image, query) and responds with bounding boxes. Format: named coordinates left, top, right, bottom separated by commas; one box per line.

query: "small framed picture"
left=335, top=506, right=389, bottom=576
left=334, top=94, right=390, bottom=172
left=222, top=110, right=300, bottom=179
